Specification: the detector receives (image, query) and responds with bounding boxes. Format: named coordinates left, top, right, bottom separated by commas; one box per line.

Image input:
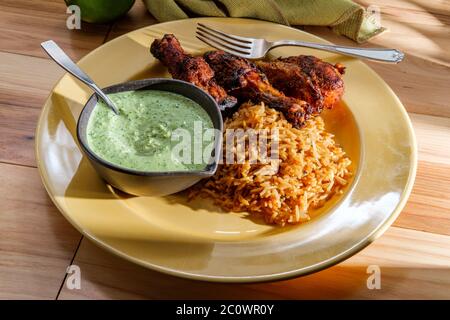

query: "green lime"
left=65, top=0, right=135, bottom=24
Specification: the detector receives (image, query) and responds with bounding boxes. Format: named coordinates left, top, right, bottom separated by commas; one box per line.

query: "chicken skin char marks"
left=150, top=34, right=237, bottom=110
left=257, top=56, right=345, bottom=113
left=204, top=50, right=313, bottom=128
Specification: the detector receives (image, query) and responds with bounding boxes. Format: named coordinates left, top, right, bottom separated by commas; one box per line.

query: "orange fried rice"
left=189, top=102, right=352, bottom=226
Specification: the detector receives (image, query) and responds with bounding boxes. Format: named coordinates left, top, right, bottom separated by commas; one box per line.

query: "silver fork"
left=196, top=23, right=404, bottom=63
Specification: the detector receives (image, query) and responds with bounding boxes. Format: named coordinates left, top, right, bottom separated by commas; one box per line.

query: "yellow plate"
left=36, top=18, right=417, bottom=282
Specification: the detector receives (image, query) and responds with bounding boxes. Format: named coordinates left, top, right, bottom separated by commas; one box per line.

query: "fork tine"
left=198, top=23, right=252, bottom=44
left=197, top=25, right=252, bottom=50
left=196, top=31, right=251, bottom=55
left=196, top=33, right=249, bottom=57
left=195, top=34, right=251, bottom=58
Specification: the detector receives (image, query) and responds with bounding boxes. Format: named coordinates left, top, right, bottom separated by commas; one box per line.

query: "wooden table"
left=1, top=0, right=449, bottom=299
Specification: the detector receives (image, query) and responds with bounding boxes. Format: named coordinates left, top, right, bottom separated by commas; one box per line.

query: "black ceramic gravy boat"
left=77, top=78, right=223, bottom=196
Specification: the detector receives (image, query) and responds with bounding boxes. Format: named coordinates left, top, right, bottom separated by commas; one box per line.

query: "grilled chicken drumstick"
left=257, top=56, right=345, bottom=113
left=204, top=50, right=313, bottom=128
left=150, top=34, right=237, bottom=110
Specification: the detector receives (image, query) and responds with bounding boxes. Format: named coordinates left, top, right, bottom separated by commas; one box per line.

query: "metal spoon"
left=41, top=40, right=119, bottom=115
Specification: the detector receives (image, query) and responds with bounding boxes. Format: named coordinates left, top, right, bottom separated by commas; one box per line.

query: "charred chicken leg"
left=257, top=56, right=345, bottom=112
left=204, top=50, right=313, bottom=127
left=150, top=34, right=237, bottom=110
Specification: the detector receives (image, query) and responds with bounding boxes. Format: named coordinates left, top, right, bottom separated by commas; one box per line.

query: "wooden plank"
left=0, top=52, right=64, bottom=109
left=0, top=104, right=40, bottom=167
left=0, top=0, right=109, bottom=60
left=411, top=114, right=450, bottom=166
left=57, top=227, right=450, bottom=300
left=0, top=163, right=81, bottom=299
left=392, top=114, right=450, bottom=235
left=0, top=49, right=62, bottom=168
left=399, top=161, right=450, bottom=234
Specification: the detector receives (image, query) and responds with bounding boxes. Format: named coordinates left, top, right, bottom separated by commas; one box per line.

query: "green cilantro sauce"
left=86, top=90, right=214, bottom=171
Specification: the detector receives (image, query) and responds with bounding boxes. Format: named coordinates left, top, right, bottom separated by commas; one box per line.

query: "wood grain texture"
left=0, top=163, right=81, bottom=299
left=0, top=0, right=110, bottom=60
left=57, top=227, right=450, bottom=300
left=0, top=104, right=40, bottom=167
left=0, top=52, right=64, bottom=109
left=0, top=52, right=63, bottom=167
left=0, top=0, right=449, bottom=300
left=392, top=114, right=450, bottom=235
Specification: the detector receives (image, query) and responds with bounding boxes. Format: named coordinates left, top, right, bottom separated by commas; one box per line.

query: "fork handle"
left=270, top=40, right=404, bottom=63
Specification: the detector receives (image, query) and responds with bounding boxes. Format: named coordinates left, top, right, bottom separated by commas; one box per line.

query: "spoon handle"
left=41, top=40, right=119, bottom=114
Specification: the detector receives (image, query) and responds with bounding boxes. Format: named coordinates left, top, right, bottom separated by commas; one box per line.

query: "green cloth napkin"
left=143, top=0, right=384, bottom=43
